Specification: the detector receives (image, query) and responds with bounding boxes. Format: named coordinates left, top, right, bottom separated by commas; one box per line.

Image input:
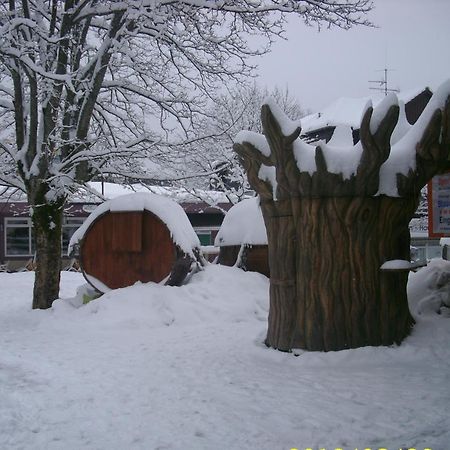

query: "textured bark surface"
left=31, top=200, right=63, bottom=310
left=289, top=196, right=417, bottom=351
left=235, top=95, right=450, bottom=352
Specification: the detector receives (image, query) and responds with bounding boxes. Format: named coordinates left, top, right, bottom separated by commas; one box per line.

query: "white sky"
left=257, top=0, right=450, bottom=112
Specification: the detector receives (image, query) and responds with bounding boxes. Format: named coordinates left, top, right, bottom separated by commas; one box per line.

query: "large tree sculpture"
left=234, top=82, right=450, bottom=352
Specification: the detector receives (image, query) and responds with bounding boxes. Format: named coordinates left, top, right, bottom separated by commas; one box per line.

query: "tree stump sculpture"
left=234, top=84, right=450, bottom=352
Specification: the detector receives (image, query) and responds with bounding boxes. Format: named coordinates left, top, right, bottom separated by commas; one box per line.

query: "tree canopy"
left=0, top=0, right=373, bottom=196
left=0, top=0, right=374, bottom=309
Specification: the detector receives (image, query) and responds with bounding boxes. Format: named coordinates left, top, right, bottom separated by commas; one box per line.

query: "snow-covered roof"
left=0, top=181, right=235, bottom=206
left=69, top=192, right=200, bottom=256
left=300, top=87, right=431, bottom=134
left=301, top=96, right=372, bottom=133
left=214, top=197, right=267, bottom=246
left=74, top=182, right=235, bottom=205
left=397, top=87, right=431, bottom=104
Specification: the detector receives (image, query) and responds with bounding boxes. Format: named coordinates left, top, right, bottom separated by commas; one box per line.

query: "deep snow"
left=1, top=263, right=449, bottom=450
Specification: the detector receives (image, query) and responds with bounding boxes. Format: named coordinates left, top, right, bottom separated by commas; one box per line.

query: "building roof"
left=300, top=87, right=432, bottom=135
left=0, top=182, right=235, bottom=213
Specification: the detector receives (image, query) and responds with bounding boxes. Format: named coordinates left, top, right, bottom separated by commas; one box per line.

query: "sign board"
left=428, top=172, right=450, bottom=238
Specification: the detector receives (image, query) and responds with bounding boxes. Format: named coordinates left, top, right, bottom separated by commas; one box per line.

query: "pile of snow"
left=318, top=141, right=364, bottom=180
left=408, top=258, right=450, bottom=318
left=1, top=263, right=450, bottom=449
left=69, top=192, right=200, bottom=256
left=50, top=265, right=269, bottom=328
left=214, top=197, right=267, bottom=246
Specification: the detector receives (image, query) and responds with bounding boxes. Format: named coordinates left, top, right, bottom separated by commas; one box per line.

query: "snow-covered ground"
left=1, top=263, right=449, bottom=450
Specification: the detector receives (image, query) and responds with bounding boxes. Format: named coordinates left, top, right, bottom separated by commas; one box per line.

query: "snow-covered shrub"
left=408, top=259, right=450, bottom=318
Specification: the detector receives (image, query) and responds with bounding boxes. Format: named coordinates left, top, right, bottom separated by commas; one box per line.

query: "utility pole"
left=369, top=68, right=399, bottom=96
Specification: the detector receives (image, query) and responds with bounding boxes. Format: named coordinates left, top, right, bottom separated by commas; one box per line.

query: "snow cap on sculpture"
left=378, top=79, right=450, bottom=196
left=235, top=79, right=450, bottom=199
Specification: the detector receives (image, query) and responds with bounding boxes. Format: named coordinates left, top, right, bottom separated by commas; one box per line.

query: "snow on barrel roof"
left=214, top=197, right=267, bottom=247
left=69, top=192, right=200, bottom=256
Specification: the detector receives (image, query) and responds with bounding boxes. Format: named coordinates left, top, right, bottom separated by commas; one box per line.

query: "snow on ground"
left=1, top=264, right=449, bottom=450
left=408, top=259, right=450, bottom=318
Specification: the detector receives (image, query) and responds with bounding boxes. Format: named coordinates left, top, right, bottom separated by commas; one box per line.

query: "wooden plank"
left=112, top=212, right=142, bottom=252
left=246, top=245, right=270, bottom=277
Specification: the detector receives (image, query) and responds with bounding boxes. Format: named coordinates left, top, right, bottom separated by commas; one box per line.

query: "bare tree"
left=0, top=0, right=373, bottom=309
left=176, top=83, right=307, bottom=203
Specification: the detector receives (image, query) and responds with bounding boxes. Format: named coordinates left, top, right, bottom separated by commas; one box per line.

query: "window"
left=194, top=227, right=220, bottom=247
left=5, top=216, right=85, bottom=257
left=196, top=231, right=212, bottom=246
left=62, top=217, right=85, bottom=254
left=5, top=218, right=34, bottom=256
left=412, top=243, right=442, bottom=262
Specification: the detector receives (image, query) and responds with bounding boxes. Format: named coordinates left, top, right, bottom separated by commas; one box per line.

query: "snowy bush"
left=408, top=259, right=450, bottom=318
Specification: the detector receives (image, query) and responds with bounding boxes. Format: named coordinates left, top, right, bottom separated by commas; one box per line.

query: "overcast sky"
left=256, top=0, right=450, bottom=112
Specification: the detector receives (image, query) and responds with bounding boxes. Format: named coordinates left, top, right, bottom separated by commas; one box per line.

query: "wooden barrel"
left=71, top=192, right=202, bottom=293
left=80, top=210, right=176, bottom=291
left=215, top=197, right=269, bottom=277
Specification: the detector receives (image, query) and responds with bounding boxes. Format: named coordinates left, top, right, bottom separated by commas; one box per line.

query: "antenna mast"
left=369, top=68, right=399, bottom=96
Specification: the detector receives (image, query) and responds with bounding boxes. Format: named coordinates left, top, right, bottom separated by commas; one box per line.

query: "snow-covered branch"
left=0, top=0, right=373, bottom=204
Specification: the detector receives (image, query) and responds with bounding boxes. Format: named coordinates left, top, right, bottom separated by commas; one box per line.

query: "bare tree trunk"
left=31, top=198, right=64, bottom=310
left=235, top=96, right=450, bottom=352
